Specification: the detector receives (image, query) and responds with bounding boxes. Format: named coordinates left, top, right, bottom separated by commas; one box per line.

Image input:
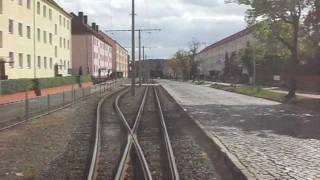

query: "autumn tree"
left=188, top=40, right=201, bottom=81
left=233, top=0, right=312, bottom=98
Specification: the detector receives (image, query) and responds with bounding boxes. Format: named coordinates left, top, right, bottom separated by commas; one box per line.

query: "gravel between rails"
left=95, top=88, right=128, bottom=180
left=118, top=87, right=148, bottom=180
left=137, top=87, right=170, bottom=180
left=119, top=87, right=146, bottom=128
left=157, top=86, right=237, bottom=180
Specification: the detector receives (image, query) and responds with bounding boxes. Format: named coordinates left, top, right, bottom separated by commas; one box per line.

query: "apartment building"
left=195, top=27, right=254, bottom=77
left=99, top=31, right=128, bottom=78
left=71, top=12, right=112, bottom=77
left=0, top=0, right=72, bottom=79
left=115, top=43, right=128, bottom=78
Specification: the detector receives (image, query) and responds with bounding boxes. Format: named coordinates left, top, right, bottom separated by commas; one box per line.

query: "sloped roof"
left=199, top=26, right=254, bottom=54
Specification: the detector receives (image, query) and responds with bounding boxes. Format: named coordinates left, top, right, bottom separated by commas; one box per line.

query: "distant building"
left=195, top=27, right=254, bottom=79
left=135, top=59, right=170, bottom=79
left=0, top=0, right=72, bottom=79
left=71, top=12, right=112, bottom=77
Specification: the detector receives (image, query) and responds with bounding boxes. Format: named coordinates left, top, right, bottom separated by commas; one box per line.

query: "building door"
left=54, top=64, right=59, bottom=77
left=0, top=60, right=6, bottom=80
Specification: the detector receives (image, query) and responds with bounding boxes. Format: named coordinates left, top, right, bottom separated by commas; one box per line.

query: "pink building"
left=71, top=12, right=112, bottom=77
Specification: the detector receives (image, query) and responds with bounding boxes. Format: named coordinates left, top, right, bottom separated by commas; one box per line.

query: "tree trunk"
left=287, top=21, right=300, bottom=99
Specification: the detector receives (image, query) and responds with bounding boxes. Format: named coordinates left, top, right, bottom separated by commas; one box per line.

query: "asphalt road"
left=158, top=80, right=320, bottom=180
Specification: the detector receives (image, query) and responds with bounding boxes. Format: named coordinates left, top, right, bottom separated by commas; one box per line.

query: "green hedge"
left=0, top=75, right=92, bottom=95
left=0, top=79, right=33, bottom=95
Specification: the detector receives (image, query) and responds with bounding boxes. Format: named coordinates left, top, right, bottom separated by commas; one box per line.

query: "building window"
left=0, top=31, right=2, bottom=48
left=0, top=0, right=3, bottom=14
left=44, top=57, right=47, bottom=69
left=59, top=37, right=62, bottom=48
left=67, top=40, right=70, bottom=49
left=38, top=56, right=41, bottom=68
left=49, top=58, right=52, bottom=69
left=63, top=38, right=66, bottom=48
left=9, top=52, right=14, bottom=67
left=49, top=9, right=52, bottom=20
left=59, top=15, right=61, bottom=25
left=63, top=60, right=66, bottom=69
left=18, top=0, right=23, bottom=6
left=67, top=20, right=69, bottom=29
left=55, top=46, right=57, bottom=57
left=18, top=53, right=23, bottom=68
left=43, top=30, right=47, bottom=43
left=9, top=19, right=14, bottom=34
left=54, top=24, right=57, bottom=35
left=43, top=5, right=46, bottom=17
left=49, top=33, right=52, bottom=44
left=26, top=26, right=31, bottom=39
left=37, top=2, right=40, bottom=14
left=27, top=0, right=31, bottom=9
left=27, top=55, right=31, bottom=68
left=18, top=23, right=23, bottom=37
left=37, top=28, right=40, bottom=42
left=63, top=18, right=65, bottom=27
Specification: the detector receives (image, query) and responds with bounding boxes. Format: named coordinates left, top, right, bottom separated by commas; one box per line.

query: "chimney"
left=78, top=11, right=84, bottom=19
left=83, top=15, right=88, bottom=24
left=96, top=25, right=99, bottom=32
left=92, top=23, right=96, bottom=30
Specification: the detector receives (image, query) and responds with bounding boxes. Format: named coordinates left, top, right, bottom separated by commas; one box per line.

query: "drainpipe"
left=33, top=0, right=37, bottom=79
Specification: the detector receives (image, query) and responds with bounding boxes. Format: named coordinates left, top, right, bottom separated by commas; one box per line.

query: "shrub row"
left=0, top=75, right=92, bottom=95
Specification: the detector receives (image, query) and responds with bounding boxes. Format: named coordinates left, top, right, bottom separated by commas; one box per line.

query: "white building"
left=195, top=27, right=255, bottom=77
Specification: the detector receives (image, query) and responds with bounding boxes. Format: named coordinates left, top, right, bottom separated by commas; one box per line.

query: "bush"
left=0, top=75, right=92, bottom=95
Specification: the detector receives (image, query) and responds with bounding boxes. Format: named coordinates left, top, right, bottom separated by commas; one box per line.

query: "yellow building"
left=0, top=0, right=72, bottom=79
left=116, top=43, right=128, bottom=78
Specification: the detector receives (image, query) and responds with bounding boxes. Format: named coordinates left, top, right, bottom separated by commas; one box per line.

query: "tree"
left=233, top=0, right=312, bottom=98
left=175, top=50, right=191, bottom=80
left=188, top=40, right=201, bottom=81
left=168, top=58, right=178, bottom=79
left=305, top=0, right=320, bottom=61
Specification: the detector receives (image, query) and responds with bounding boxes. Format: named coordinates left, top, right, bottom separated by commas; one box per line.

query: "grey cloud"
left=56, top=0, right=248, bottom=58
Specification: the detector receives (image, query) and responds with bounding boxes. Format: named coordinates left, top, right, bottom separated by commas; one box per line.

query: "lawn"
left=210, top=83, right=320, bottom=110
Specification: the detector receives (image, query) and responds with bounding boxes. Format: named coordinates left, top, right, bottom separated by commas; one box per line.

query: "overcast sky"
left=56, top=0, right=249, bottom=59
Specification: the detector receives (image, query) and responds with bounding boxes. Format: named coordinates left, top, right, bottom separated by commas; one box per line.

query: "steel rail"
left=86, top=85, right=128, bottom=180
left=114, top=87, right=153, bottom=180
left=154, top=87, right=180, bottom=180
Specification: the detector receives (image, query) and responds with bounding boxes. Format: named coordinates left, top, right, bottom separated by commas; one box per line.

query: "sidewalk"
left=0, top=82, right=93, bottom=105
left=198, top=81, right=320, bottom=99
left=159, top=80, right=320, bottom=180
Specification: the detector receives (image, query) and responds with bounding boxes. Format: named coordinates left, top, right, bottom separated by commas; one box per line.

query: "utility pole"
left=131, top=0, right=135, bottom=96
left=138, top=30, right=142, bottom=87
left=105, top=29, right=161, bottom=90
left=253, top=48, right=256, bottom=87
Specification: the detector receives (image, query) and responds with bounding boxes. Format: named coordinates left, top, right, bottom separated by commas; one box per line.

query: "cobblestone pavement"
left=158, top=80, right=320, bottom=180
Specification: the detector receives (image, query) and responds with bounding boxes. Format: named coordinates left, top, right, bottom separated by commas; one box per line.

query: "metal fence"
left=0, top=80, right=121, bottom=129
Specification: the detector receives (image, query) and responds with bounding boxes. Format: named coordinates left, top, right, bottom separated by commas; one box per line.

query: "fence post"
left=62, top=90, right=65, bottom=106
left=25, top=92, right=29, bottom=120
left=73, top=89, right=76, bottom=103
left=47, top=94, right=50, bottom=114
